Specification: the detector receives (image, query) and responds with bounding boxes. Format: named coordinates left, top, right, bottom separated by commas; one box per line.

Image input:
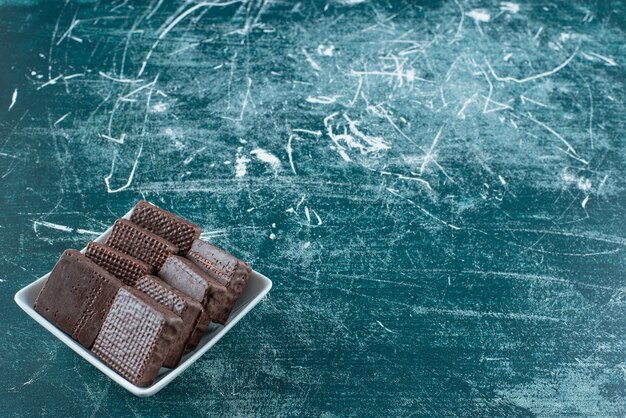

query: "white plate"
left=13, top=209, right=272, bottom=397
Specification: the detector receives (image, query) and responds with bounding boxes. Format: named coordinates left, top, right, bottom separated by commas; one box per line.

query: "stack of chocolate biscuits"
left=33, top=201, right=252, bottom=387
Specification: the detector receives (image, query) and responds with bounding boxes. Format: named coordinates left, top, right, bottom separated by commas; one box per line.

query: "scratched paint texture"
left=1, top=0, right=625, bottom=416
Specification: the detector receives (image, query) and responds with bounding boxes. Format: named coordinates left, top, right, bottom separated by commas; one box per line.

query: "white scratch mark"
left=8, top=88, right=17, bottom=111
left=286, top=134, right=297, bottom=175
left=119, top=79, right=158, bottom=100
left=311, top=209, right=323, bottom=225
left=293, top=129, right=322, bottom=137
left=55, top=18, right=80, bottom=46
left=54, top=112, right=70, bottom=126
left=302, top=48, right=321, bottom=72
left=296, top=195, right=306, bottom=211
left=200, top=230, right=228, bottom=240
left=104, top=143, right=143, bottom=193
left=457, top=94, right=476, bottom=119
left=338, top=149, right=352, bottom=161
left=76, top=228, right=102, bottom=236
left=420, top=126, right=443, bottom=174
left=99, top=71, right=144, bottom=84
left=33, top=221, right=73, bottom=233
left=376, top=320, right=398, bottom=334
left=138, top=0, right=244, bottom=76
left=582, top=51, right=618, bottom=66
left=581, top=195, right=589, bottom=208
left=305, top=96, right=338, bottom=104
left=386, top=188, right=460, bottom=230
left=449, top=0, right=465, bottom=45
left=62, top=73, right=83, bottom=81
left=527, top=113, right=578, bottom=155
left=350, top=69, right=433, bottom=84
left=184, top=147, right=206, bottom=165
left=100, top=133, right=126, bottom=145
left=412, top=306, right=561, bottom=322
left=520, top=94, right=550, bottom=108
left=376, top=169, right=432, bottom=189
left=37, top=75, right=62, bottom=90
left=239, top=76, right=252, bottom=120
left=486, top=47, right=578, bottom=84
left=481, top=68, right=512, bottom=113
left=304, top=206, right=311, bottom=223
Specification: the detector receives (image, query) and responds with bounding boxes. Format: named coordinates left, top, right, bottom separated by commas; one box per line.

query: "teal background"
left=1, top=0, right=625, bottom=416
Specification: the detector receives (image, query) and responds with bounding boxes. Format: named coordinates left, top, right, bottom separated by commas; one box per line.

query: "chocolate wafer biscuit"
left=186, top=239, right=251, bottom=322
left=34, top=249, right=122, bottom=348
left=91, top=287, right=183, bottom=387
left=135, top=275, right=203, bottom=367
left=158, top=255, right=228, bottom=344
left=105, top=219, right=178, bottom=271
left=86, top=242, right=151, bottom=286
left=130, top=200, right=201, bottom=255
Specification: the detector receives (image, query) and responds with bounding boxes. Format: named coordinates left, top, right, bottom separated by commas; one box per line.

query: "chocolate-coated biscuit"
left=158, top=255, right=228, bottom=344
left=86, top=242, right=151, bottom=286
left=34, top=249, right=122, bottom=348
left=91, top=287, right=183, bottom=387
left=186, top=239, right=251, bottom=322
left=130, top=200, right=201, bottom=255
left=105, top=219, right=178, bottom=271
left=135, top=275, right=203, bottom=367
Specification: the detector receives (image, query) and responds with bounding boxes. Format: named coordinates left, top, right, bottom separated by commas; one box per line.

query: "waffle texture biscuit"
left=135, top=275, right=203, bottom=367
left=158, top=255, right=228, bottom=345
left=91, top=287, right=183, bottom=387
left=86, top=242, right=151, bottom=286
left=105, top=219, right=178, bottom=271
left=34, top=249, right=122, bottom=348
left=130, top=200, right=201, bottom=255
left=186, top=239, right=251, bottom=323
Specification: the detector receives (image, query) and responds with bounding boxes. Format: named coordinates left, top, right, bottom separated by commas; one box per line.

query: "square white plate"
left=13, top=209, right=272, bottom=397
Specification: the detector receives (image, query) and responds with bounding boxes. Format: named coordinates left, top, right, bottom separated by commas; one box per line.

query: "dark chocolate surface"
left=130, top=200, right=201, bottom=255
left=34, top=250, right=122, bottom=348
left=86, top=242, right=151, bottom=286
left=105, top=219, right=178, bottom=271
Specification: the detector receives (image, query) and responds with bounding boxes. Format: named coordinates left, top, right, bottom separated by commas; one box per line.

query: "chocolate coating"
left=105, top=219, right=178, bottom=271
left=85, top=242, right=151, bottom=286
left=135, top=275, right=203, bottom=367
left=130, top=200, right=201, bottom=255
left=158, top=255, right=228, bottom=343
left=91, top=287, right=183, bottom=387
left=34, top=249, right=122, bottom=348
left=186, top=239, right=251, bottom=322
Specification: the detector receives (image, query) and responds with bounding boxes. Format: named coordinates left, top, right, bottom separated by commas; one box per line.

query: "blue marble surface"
left=1, top=0, right=625, bottom=416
